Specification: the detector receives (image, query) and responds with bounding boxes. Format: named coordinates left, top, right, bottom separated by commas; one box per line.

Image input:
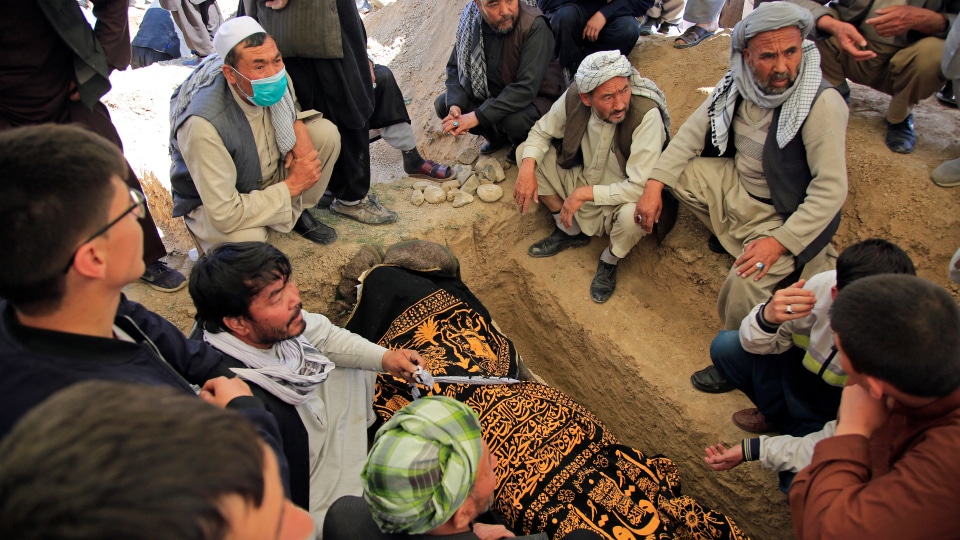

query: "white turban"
left=575, top=50, right=633, bottom=94
left=213, top=16, right=267, bottom=60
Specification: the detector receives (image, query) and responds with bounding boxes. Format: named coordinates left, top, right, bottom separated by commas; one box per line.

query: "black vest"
left=700, top=82, right=841, bottom=266
left=169, top=74, right=263, bottom=218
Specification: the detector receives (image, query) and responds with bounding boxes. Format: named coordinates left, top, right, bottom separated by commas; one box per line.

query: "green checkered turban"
left=362, top=396, right=483, bottom=534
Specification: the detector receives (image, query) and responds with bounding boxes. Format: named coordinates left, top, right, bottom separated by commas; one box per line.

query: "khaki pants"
left=671, top=158, right=835, bottom=330
left=185, top=115, right=339, bottom=252
left=817, top=35, right=945, bottom=123
left=524, top=143, right=646, bottom=259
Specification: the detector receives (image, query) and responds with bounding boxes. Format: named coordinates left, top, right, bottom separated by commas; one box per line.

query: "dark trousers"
left=433, top=94, right=541, bottom=146
left=710, top=330, right=842, bottom=437
left=286, top=60, right=409, bottom=202
left=543, top=5, right=641, bottom=72
left=0, top=100, right=167, bottom=265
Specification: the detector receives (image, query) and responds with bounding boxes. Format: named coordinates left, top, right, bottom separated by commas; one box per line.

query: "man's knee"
left=304, top=116, right=341, bottom=162
left=891, top=37, right=945, bottom=81
left=710, top=330, right=746, bottom=375
left=547, top=5, right=585, bottom=34
left=595, top=16, right=641, bottom=54
left=373, top=64, right=398, bottom=90
left=610, top=203, right=644, bottom=257
left=500, top=108, right=540, bottom=144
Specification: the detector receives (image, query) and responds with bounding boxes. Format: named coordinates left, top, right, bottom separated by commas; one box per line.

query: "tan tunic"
left=521, top=89, right=666, bottom=257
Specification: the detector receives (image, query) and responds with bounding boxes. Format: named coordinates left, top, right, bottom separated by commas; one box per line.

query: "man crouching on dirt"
left=513, top=50, right=670, bottom=303
left=169, top=16, right=341, bottom=252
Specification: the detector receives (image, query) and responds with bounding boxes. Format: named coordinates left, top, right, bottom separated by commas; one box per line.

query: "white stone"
left=423, top=185, right=446, bottom=204
left=410, top=189, right=425, bottom=206
left=476, top=184, right=503, bottom=203
left=452, top=191, right=474, bottom=208
left=460, top=174, right=480, bottom=195
left=412, top=180, right=432, bottom=191
left=440, top=179, right=460, bottom=192
left=446, top=188, right=459, bottom=202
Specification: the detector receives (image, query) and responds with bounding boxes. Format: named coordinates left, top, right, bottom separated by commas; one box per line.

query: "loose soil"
left=107, top=3, right=960, bottom=538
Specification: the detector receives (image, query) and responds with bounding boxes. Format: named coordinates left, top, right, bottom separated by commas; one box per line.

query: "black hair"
left=0, top=381, right=266, bottom=540
left=0, top=124, right=126, bottom=314
left=224, top=32, right=268, bottom=68
left=831, top=274, right=960, bottom=397
left=188, top=241, right=292, bottom=333
left=836, top=238, right=915, bottom=290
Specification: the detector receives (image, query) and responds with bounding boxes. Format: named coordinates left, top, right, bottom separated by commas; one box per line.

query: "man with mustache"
left=438, top=0, right=566, bottom=163
left=188, top=241, right=422, bottom=536
left=637, top=2, right=849, bottom=331
left=514, top=50, right=669, bottom=303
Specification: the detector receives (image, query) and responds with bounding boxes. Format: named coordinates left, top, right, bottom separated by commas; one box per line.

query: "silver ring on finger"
left=756, top=262, right=764, bottom=270
left=786, top=304, right=794, bottom=314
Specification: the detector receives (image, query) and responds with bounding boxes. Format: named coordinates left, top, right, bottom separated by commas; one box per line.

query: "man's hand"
left=473, top=523, right=515, bottom=540
left=559, top=186, right=593, bottom=228
left=283, top=149, right=322, bottom=198
left=583, top=11, right=607, bottom=41
left=834, top=384, right=891, bottom=438
left=704, top=443, right=745, bottom=471
left=441, top=107, right=478, bottom=137
left=200, top=376, right=253, bottom=408
left=514, top=157, right=539, bottom=214
left=264, top=0, right=288, bottom=9
left=634, top=180, right=664, bottom=234
left=734, top=236, right=787, bottom=281
left=866, top=5, right=947, bottom=37
left=382, top=349, right=423, bottom=383
left=817, top=16, right=877, bottom=61
left=762, top=279, right=817, bottom=324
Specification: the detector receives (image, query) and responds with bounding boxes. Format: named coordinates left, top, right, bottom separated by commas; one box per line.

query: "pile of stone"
left=409, top=147, right=507, bottom=208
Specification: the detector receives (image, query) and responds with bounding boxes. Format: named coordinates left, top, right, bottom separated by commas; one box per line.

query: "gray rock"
left=440, top=179, right=460, bottom=193
left=412, top=180, right=432, bottom=191
left=460, top=174, right=480, bottom=195
left=456, top=147, right=479, bottom=165
left=476, top=159, right=506, bottom=183
left=410, top=189, right=425, bottom=206
left=476, top=184, right=503, bottom=203
left=453, top=164, right=473, bottom=180
left=423, top=185, right=446, bottom=204
left=452, top=191, right=474, bottom=208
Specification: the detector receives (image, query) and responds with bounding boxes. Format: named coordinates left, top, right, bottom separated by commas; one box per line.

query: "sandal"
left=674, top=25, right=715, bottom=49
left=406, top=159, right=456, bottom=181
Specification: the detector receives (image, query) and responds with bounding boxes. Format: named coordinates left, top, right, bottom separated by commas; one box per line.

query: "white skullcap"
left=213, top=16, right=267, bottom=60
left=575, top=50, right=633, bottom=93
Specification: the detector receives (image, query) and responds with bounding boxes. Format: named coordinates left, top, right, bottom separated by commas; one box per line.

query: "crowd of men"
left=1, top=0, right=959, bottom=538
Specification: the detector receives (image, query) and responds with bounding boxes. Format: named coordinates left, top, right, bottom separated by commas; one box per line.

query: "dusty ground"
left=107, top=2, right=960, bottom=538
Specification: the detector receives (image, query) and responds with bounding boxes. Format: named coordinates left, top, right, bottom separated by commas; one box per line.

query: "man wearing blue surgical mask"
left=169, top=16, right=343, bottom=252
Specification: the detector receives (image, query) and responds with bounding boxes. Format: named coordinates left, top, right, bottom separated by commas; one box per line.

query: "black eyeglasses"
left=63, top=189, right=147, bottom=273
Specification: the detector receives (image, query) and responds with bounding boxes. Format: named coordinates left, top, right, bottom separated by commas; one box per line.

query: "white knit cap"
left=213, top=16, right=267, bottom=60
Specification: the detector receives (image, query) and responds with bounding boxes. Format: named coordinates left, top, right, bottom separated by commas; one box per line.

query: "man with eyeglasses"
left=0, top=123, right=288, bottom=480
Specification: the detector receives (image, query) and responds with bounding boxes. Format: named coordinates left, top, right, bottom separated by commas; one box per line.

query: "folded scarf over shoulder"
left=708, top=1, right=820, bottom=154
left=202, top=321, right=334, bottom=405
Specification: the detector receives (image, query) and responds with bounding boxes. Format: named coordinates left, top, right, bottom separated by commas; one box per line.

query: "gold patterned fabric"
left=346, top=266, right=748, bottom=540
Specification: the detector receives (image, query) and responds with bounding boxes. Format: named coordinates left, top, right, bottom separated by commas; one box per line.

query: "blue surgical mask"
left=231, top=66, right=288, bottom=107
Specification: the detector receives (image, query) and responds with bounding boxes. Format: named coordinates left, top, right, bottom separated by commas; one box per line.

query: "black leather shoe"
left=479, top=139, right=506, bottom=154
left=294, top=211, right=337, bottom=245
left=528, top=228, right=590, bottom=258
left=590, top=260, right=617, bottom=303
left=505, top=144, right=519, bottom=165
left=691, top=365, right=735, bottom=393
left=707, top=234, right=727, bottom=255
left=885, top=113, right=915, bottom=154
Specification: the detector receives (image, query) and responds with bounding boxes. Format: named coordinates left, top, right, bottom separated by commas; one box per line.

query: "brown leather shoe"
left=732, top=408, right=774, bottom=434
